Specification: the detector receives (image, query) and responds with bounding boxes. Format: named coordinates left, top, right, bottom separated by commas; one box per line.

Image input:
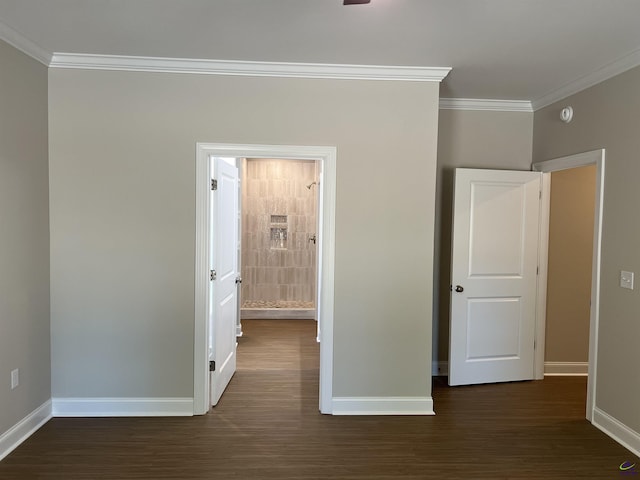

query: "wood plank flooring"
left=0, top=319, right=637, bottom=479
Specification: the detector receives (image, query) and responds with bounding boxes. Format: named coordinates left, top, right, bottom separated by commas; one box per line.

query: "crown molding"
left=0, top=19, right=51, bottom=65
left=532, top=46, right=640, bottom=110
left=439, top=98, right=533, bottom=112
left=49, top=53, right=451, bottom=82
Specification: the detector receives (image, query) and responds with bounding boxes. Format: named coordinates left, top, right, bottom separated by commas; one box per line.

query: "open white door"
left=209, top=157, right=239, bottom=406
left=449, top=168, right=541, bottom=386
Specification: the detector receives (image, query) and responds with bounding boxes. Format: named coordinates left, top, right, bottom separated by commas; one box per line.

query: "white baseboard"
left=241, top=309, right=316, bottom=320
left=432, top=360, right=449, bottom=376
left=593, top=407, right=640, bottom=458
left=332, top=396, right=435, bottom=415
left=52, top=397, right=194, bottom=417
left=544, top=361, right=588, bottom=376
left=0, top=400, right=52, bottom=462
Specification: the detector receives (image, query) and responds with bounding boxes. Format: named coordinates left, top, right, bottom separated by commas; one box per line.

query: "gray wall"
left=533, top=64, right=640, bottom=432
left=0, top=40, right=50, bottom=434
left=48, top=69, right=440, bottom=400
left=545, top=165, right=596, bottom=363
left=434, top=109, right=533, bottom=365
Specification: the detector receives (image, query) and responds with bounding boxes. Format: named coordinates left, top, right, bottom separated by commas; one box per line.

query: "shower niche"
left=270, top=215, right=288, bottom=250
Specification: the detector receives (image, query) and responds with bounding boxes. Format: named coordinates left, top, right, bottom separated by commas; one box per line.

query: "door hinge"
left=210, top=269, right=216, bottom=281
left=209, top=360, right=215, bottom=372
left=536, top=266, right=539, bottom=275
left=211, top=179, right=218, bottom=191
left=539, top=190, right=542, bottom=199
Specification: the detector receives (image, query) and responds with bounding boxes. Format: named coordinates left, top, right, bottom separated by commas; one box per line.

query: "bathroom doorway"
left=239, top=158, right=319, bottom=326
left=194, top=143, right=336, bottom=415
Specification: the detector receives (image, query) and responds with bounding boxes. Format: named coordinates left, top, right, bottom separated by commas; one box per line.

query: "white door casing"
left=533, top=149, right=605, bottom=421
left=209, top=157, right=239, bottom=406
left=449, top=168, right=542, bottom=386
left=194, top=143, right=336, bottom=415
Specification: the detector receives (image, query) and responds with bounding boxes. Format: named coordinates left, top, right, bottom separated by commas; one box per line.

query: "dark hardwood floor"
left=0, top=319, right=636, bottom=479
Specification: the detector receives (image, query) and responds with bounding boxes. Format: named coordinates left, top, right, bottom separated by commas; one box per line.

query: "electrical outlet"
left=11, top=369, right=19, bottom=390
left=620, top=270, right=635, bottom=290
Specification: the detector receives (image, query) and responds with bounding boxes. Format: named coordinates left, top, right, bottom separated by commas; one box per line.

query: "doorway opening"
left=235, top=158, right=321, bottom=404
left=194, top=143, right=336, bottom=416
left=444, top=149, right=604, bottom=422
left=540, top=164, right=596, bottom=378
left=534, top=149, right=605, bottom=422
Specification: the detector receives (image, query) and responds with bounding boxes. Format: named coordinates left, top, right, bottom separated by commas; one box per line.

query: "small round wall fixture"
left=560, top=106, right=574, bottom=123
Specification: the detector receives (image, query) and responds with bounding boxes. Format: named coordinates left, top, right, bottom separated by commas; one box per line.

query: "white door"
left=449, top=168, right=541, bottom=386
left=209, top=157, right=239, bottom=406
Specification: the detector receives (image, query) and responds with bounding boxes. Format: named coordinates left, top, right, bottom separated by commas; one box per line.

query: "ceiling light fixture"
left=344, top=0, right=371, bottom=5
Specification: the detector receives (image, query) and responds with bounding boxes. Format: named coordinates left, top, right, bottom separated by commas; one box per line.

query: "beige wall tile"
left=241, top=158, right=318, bottom=305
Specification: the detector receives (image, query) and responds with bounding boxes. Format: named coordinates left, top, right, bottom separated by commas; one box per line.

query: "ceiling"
left=1, top=0, right=640, bottom=106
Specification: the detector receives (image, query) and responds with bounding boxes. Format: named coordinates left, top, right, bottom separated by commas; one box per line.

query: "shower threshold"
left=241, top=300, right=316, bottom=320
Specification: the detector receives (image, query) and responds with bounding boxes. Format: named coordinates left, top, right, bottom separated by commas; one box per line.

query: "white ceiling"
left=2, top=0, right=640, bottom=105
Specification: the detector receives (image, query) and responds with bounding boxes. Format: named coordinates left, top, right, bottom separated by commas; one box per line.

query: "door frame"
left=194, top=143, right=337, bottom=415
left=533, top=148, right=605, bottom=422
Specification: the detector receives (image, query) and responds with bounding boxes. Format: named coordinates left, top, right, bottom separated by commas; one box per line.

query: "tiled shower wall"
left=241, top=158, right=317, bottom=308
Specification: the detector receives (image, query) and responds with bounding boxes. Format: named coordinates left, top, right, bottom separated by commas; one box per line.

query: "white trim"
left=593, top=407, right=640, bottom=458
left=194, top=143, right=336, bottom=415
left=52, top=398, right=194, bottom=417
left=0, top=400, right=52, bottom=461
left=439, top=98, right=533, bottom=112
left=49, top=53, right=451, bottom=82
left=533, top=150, right=605, bottom=173
left=0, top=19, right=52, bottom=65
left=532, top=47, right=640, bottom=110
left=432, top=360, right=449, bottom=376
left=332, top=397, right=435, bottom=416
left=533, top=149, right=605, bottom=423
left=543, top=362, right=589, bottom=376
left=193, top=147, right=211, bottom=415
left=534, top=172, right=551, bottom=380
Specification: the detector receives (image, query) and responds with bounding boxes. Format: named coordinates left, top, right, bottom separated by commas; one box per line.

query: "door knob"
left=454, top=285, right=464, bottom=293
